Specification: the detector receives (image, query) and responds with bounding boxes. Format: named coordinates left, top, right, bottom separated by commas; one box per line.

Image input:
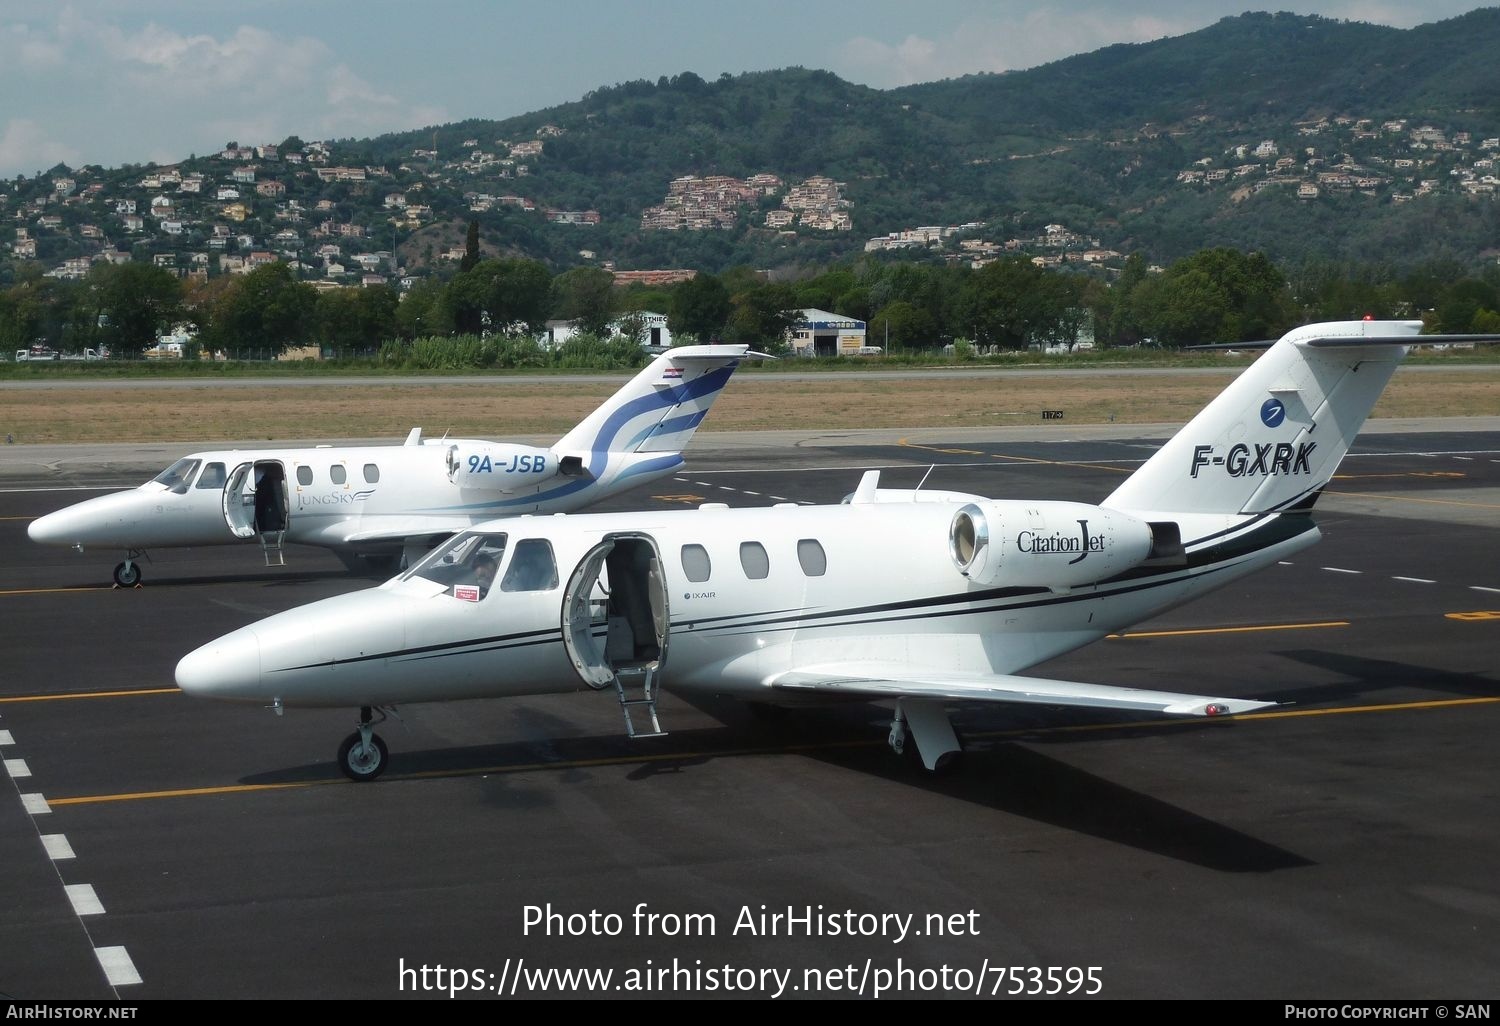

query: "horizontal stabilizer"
left=768, top=663, right=1274, bottom=717
left=1189, top=330, right=1500, bottom=351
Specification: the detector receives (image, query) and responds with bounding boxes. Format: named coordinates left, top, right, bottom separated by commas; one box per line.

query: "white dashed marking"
left=95, top=946, right=142, bottom=987
left=742, top=490, right=761, bottom=496
left=1322, top=567, right=1362, bottom=575
left=0, top=729, right=13, bottom=745
left=21, top=793, right=51, bottom=815
left=65, top=884, right=104, bottom=916
left=1393, top=577, right=1436, bottom=584
left=1470, top=586, right=1500, bottom=594
left=4, top=758, right=32, bottom=779
left=42, top=834, right=76, bottom=860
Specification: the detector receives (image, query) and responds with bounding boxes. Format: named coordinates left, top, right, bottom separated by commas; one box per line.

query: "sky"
left=0, top=0, right=1492, bottom=180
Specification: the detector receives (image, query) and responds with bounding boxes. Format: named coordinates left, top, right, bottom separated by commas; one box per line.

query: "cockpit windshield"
left=404, top=532, right=509, bottom=597
left=151, top=458, right=201, bottom=490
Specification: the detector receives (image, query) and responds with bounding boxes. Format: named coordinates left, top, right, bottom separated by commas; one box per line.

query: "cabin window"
left=501, top=539, right=558, bottom=592
left=797, top=539, right=827, bottom=577
left=330, top=464, right=347, bottom=485
left=194, top=462, right=226, bottom=489
left=739, top=541, right=770, bottom=580
left=680, top=544, right=711, bottom=583
left=152, top=458, right=199, bottom=489
left=296, top=465, right=314, bottom=486
left=363, top=463, right=380, bottom=483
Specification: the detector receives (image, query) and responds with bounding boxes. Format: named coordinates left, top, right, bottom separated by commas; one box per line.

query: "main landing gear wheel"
left=113, top=561, right=142, bottom=587
left=338, top=730, right=389, bottom=782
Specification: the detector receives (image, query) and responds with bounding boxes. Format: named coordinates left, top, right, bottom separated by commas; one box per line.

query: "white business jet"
left=29, top=345, right=750, bottom=586
left=176, top=320, right=1500, bottom=781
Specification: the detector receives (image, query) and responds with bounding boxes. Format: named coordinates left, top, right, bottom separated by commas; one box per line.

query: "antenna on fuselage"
left=914, top=464, right=936, bottom=492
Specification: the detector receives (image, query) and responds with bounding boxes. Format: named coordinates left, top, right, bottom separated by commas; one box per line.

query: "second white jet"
left=28, top=344, right=750, bottom=586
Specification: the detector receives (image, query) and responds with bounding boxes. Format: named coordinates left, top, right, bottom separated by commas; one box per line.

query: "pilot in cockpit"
left=471, top=553, right=498, bottom=598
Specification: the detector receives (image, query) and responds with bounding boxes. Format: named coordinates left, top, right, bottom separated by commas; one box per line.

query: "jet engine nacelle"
left=949, top=500, right=1154, bottom=588
left=446, top=443, right=560, bottom=491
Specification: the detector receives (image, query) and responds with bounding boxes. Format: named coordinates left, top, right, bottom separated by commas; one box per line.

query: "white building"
left=786, top=308, right=868, bottom=357
left=543, top=312, right=674, bottom=350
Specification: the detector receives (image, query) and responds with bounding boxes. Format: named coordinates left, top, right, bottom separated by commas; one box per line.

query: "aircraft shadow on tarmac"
left=235, top=695, right=1310, bottom=873
left=103, top=569, right=360, bottom=589
left=1258, top=649, right=1500, bottom=705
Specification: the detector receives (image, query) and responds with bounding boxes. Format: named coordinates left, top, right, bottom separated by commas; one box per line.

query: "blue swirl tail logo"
left=1260, top=398, right=1286, bottom=428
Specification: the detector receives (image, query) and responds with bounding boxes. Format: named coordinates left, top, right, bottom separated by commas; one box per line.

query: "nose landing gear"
left=113, top=549, right=148, bottom=588
left=337, top=706, right=390, bottom=782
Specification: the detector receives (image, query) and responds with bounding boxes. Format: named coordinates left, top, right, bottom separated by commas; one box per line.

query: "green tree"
left=460, top=219, right=480, bottom=274
left=91, top=262, right=184, bottom=358
left=441, top=268, right=488, bottom=336
left=868, top=300, right=936, bottom=351
left=313, top=285, right=399, bottom=352
left=200, top=262, right=317, bottom=355
left=1129, top=248, right=1294, bottom=346
left=395, top=277, right=444, bottom=339
left=668, top=273, right=731, bottom=342
left=482, top=258, right=552, bottom=335
left=1129, top=269, right=1228, bottom=347
left=723, top=282, right=799, bottom=352
left=1, top=276, right=82, bottom=353
left=958, top=257, right=1062, bottom=348
left=1433, top=278, right=1500, bottom=334
left=551, top=267, right=617, bottom=336
left=1096, top=253, right=1149, bottom=346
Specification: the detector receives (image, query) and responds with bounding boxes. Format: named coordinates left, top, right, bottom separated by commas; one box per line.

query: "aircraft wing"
left=766, top=663, right=1274, bottom=717
left=323, top=518, right=467, bottom=547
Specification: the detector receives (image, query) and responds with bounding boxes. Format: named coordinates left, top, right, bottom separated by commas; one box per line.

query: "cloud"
left=1, top=21, right=65, bottom=69
left=0, top=119, right=83, bottom=177
left=0, top=9, right=445, bottom=176
left=835, top=9, right=1196, bottom=87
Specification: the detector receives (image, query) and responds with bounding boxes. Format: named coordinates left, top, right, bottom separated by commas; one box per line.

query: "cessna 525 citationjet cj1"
left=29, top=345, right=751, bottom=586
left=176, top=320, right=1500, bottom=781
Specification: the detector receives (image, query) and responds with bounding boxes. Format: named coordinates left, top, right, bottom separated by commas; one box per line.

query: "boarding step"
left=260, top=530, right=286, bottom=567
left=613, top=664, right=666, bottom=739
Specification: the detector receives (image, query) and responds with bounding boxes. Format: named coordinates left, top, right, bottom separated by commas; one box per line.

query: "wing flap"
left=768, top=663, right=1273, bottom=717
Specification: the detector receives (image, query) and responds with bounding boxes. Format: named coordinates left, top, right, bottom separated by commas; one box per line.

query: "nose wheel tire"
left=113, top=561, right=142, bottom=587
left=337, top=731, right=389, bottom=782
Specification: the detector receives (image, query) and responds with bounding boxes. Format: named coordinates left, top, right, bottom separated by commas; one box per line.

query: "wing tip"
left=1166, top=698, right=1278, bottom=717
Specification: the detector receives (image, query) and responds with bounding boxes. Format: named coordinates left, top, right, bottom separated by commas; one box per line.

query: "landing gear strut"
left=113, top=549, right=148, bottom=588
left=337, top=706, right=389, bottom=782
left=887, top=699, right=965, bottom=775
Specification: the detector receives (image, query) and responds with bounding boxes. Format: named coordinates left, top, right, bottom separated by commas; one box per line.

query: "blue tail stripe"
left=582, top=364, right=735, bottom=476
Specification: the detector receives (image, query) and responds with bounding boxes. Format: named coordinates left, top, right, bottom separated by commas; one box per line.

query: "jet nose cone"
left=27, top=509, right=71, bottom=545
left=27, top=490, right=144, bottom=548
left=177, top=629, right=262, bottom=701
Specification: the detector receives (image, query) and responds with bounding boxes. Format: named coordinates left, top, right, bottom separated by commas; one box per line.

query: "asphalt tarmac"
left=2, top=427, right=1498, bottom=1000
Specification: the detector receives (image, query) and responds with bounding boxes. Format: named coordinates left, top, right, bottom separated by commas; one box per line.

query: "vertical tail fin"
left=553, top=345, right=749, bottom=456
left=1105, top=320, right=1428, bottom=516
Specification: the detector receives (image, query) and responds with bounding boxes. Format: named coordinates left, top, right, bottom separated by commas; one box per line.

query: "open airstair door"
left=560, top=534, right=671, bottom=738
left=222, top=460, right=289, bottom=542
